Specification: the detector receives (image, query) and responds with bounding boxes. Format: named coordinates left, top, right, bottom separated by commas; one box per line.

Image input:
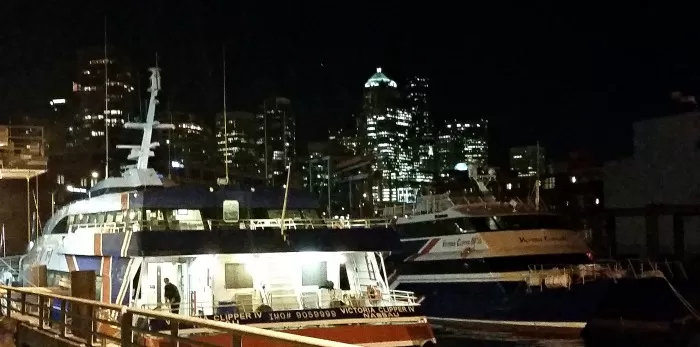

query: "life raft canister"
left=366, top=285, right=382, bottom=302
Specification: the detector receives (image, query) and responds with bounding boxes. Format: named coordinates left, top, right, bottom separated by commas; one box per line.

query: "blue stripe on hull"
left=101, top=233, right=127, bottom=257
left=74, top=256, right=102, bottom=273
left=111, top=258, right=130, bottom=304
left=396, top=280, right=611, bottom=323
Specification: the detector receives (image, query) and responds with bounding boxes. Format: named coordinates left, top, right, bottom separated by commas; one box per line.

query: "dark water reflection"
left=435, top=327, right=696, bottom=347
left=437, top=329, right=583, bottom=347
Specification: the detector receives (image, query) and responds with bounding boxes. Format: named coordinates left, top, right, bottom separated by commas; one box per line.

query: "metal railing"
left=135, top=288, right=419, bottom=316
left=524, top=258, right=687, bottom=288
left=0, top=285, right=358, bottom=347
left=381, top=193, right=538, bottom=218
left=65, top=217, right=392, bottom=235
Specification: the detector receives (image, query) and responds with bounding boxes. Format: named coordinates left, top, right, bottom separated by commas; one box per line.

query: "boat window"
left=301, top=261, right=328, bottom=286
left=115, top=211, right=124, bottom=223
left=48, top=216, right=69, bottom=234
left=397, top=218, right=476, bottom=238
left=489, top=215, right=571, bottom=231
left=302, top=210, right=320, bottom=220
left=224, top=263, right=253, bottom=289
left=169, top=209, right=205, bottom=231
left=96, top=213, right=106, bottom=224
left=222, top=201, right=240, bottom=223
left=105, top=213, right=115, bottom=223
left=338, top=264, right=350, bottom=290
left=88, top=214, right=97, bottom=224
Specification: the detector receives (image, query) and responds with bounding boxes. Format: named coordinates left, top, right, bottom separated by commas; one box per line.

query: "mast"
left=118, top=67, right=174, bottom=170
left=223, top=45, right=229, bottom=184
left=535, top=141, right=541, bottom=211
left=104, top=16, right=110, bottom=178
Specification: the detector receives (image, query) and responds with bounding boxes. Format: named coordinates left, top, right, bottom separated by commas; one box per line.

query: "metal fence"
left=0, top=285, right=358, bottom=347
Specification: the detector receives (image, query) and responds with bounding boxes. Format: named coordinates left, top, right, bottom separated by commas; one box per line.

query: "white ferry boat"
left=18, top=67, right=436, bottom=347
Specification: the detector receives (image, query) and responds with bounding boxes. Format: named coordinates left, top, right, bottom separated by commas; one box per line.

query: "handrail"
left=66, top=217, right=392, bottom=234
left=0, top=284, right=358, bottom=347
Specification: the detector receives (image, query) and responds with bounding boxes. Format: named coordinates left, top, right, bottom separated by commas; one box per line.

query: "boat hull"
left=394, top=275, right=693, bottom=335
left=141, top=322, right=436, bottom=347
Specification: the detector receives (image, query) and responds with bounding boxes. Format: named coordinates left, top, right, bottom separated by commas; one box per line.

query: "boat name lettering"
left=519, top=235, right=567, bottom=243
left=442, top=237, right=480, bottom=248
left=208, top=312, right=263, bottom=323
left=199, top=306, right=420, bottom=324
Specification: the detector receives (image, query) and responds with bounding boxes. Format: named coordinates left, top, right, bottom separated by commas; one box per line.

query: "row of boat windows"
left=51, top=208, right=323, bottom=234
left=396, top=215, right=571, bottom=238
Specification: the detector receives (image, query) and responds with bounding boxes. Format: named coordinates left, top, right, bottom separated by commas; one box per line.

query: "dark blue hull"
left=396, top=280, right=610, bottom=325
left=395, top=276, right=692, bottom=330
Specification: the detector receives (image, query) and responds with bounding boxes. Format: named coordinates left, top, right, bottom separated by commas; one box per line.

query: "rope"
left=663, top=276, right=700, bottom=321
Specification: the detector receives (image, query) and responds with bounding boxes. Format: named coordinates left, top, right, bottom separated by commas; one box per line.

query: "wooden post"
left=120, top=311, right=133, bottom=347
left=605, top=214, right=617, bottom=258
left=673, top=214, right=685, bottom=260
left=30, top=265, right=47, bottom=287
left=70, top=270, right=96, bottom=344
left=645, top=206, right=659, bottom=259
left=4, top=288, right=10, bottom=318
left=59, top=300, right=67, bottom=337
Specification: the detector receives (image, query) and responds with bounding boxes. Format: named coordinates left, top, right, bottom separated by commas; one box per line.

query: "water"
left=435, top=327, right=699, bottom=347
left=438, top=329, right=583, bottom=347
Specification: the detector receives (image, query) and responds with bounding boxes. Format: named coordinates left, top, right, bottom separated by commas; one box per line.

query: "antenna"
left=223, top=45, right=229, bottom=184
left=118, top=68, right=174, bottom=169
left=535, top=141, right=541, bottom=211
left=104, top=16, right=110, bottom=178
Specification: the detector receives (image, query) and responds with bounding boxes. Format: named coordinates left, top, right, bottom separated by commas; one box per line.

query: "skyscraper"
left=69, top=46, right=135, bottom=176
left=510, top=145, right=546, bottom=177
left=216, top=110, right=263, bottom=184
left=404, top=76, right=433, bottom=184
left=436, top=119, right=488, bottom=172
left=361, top=68, right=414, bottom=203
left=161, top=112, right=216, bottom=182
left=260, top=97, right=296, bottom=187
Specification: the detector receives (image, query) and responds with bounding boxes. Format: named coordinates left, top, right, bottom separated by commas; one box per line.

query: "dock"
left=0, top=284, right=358, bottom=347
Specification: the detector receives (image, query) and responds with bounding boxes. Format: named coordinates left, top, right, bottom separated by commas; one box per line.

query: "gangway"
left=0, top=285, right=359, bottom=347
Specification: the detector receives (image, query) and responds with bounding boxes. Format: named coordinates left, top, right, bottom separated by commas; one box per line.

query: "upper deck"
left=382, top=192, right=542, bottom=219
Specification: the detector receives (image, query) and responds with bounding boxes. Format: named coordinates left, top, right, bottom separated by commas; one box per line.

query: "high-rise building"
left=216, top=111, right=263, bottom=184
left=69, top=46, right=135, bottom=176
left=361, top=67, right=415, bottom=203
left=436, top=119, right=488, bottom=172
left=510, top=144, right=546, bottom=177
left=259, top=97, right=296, bottom=187
left=161, top=112, right=216, bottom=182
left=328, top=127, right=358, bottom=155
left=404, top=76, right=433, bottom=184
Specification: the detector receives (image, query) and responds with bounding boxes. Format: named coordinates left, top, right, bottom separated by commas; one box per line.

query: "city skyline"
left=7, top=2, right=700, bottom=166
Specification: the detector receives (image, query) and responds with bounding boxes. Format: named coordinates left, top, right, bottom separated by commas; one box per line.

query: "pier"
left=0, top=284, right=357, bottom=347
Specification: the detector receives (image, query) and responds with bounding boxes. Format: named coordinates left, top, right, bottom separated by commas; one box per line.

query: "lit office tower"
left=436, top=119, right=488, bottom=171
left=405, top=76, right=433, bottom=184
left=69, top=45, right=134, bottom=175
left=362, top=67, right=414, bottom=203
left=163, top=112, right=215, bottom=182
left=215, top=111, right=262, bottom=184
left=259, top=97, right=296, bottom=187
left=510, top=145, right=546, bottom=177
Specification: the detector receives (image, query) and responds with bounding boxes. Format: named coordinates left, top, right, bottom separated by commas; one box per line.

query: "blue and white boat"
left=383, top=166, right=695, bottom=334
left=15, top=67, right=437, bottom=347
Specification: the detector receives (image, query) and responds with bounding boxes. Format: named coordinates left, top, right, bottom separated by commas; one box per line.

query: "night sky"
left=2, top=1, right=700, bottom=165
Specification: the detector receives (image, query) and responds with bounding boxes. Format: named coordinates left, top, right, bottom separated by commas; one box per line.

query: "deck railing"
left=0, top=285, right=358, bottom=347
left=381, top=193, right=538, bottom=218
left=64, top=217, right=393, bottom=235
left=134, top=287, right=419, bottom=317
